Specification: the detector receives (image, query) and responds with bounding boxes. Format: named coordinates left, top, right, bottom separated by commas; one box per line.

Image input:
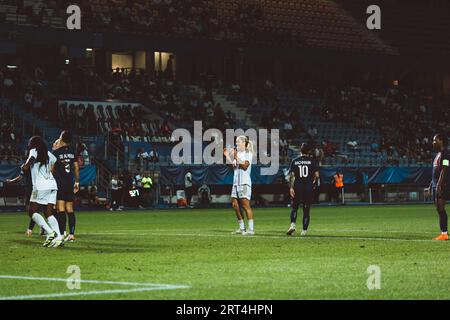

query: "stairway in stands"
left=212, top=90, right=256, bottom=129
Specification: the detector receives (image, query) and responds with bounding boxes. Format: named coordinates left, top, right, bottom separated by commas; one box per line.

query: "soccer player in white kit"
left=21, top=136, right=63, bottom=247
left=223, top=135, right=255, bottom=235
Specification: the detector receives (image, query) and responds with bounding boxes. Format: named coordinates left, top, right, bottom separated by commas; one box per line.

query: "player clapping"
left=224, top=136, right=255, bottom=235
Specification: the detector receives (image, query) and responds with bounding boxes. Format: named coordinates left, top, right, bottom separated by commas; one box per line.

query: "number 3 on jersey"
left=63, top=161, right=71, bottom=173
left=298, top=165, right=309, bottom=178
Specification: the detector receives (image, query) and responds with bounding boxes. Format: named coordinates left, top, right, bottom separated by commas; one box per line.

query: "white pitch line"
left=0, top=286, right=187, bottom=300
left=79, top=231, right=436, bottom=243
left=0, top=275, right=189, bottom=288
left=0, top=275, right=190, bottom=300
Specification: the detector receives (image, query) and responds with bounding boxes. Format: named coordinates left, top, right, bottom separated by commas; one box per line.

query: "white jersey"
left=185, top=172, right=193, bottom=188
left=28, top=148, right=58, bottom=191
left=233, top=151, right=253, bottom=187
left=111, top=179, right=119, bottom=190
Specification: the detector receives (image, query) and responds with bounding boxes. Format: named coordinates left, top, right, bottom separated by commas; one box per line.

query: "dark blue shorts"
left=57, top=184, right=74, bottom=202
left=292, top=187, right=314, bottom=207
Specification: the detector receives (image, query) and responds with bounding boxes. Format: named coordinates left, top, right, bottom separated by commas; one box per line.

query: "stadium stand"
left=1, top=0, right=449, bottom=206
left=339, top=0, right=450, bottom=57
left=0, top=0, right=397, bottom=54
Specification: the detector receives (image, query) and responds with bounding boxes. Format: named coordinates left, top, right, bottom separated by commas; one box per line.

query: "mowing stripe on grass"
left=0, top=275, right=190, bottom=300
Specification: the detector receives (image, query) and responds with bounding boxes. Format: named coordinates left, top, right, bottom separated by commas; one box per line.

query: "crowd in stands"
left=1, top=0, right=294, bottom=46
left=0, top=0, right=396, bottom=52
left=58, top=100, right=172, bottom=143
left=3, top=57, right=450, bottom=167
left=235, top=77, right=450, bottom=166
left=0, top=121, right=24, bottom=164
left=317, top=85, right=450, bottom=165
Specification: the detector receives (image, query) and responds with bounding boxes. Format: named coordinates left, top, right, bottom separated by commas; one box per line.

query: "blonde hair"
left=236, top=135, right=254, bottom=154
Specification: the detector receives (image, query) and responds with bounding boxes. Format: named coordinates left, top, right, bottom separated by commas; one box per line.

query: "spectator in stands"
left=24, top=89, right=33, bottom=112
left=110, top=174, right=121, bottom=211
left=347, top=140, right=358, bottom=152
left=136, top=148, right=147, bottom=170
left=3, top=72, right=14, bottom=96
left=283, top=120, right=293, bottom=131
left=77, top=143, right=90, bottom=166
left=184, top=170, right=194, bottom=208
left=198, top=182, right=211, bottom=205
left=313, top=146, right=325, bottom=166
left=165, top=55, right=174, bottom=80
left=370, top=140, right=380, bottom=153
left=332, top=169, right=344, bottom=204
left=88, top=184, right=99, bottom=206
left=231, top=83, right=240, bottom=95
left=307, top=126, right=318, bottom=139
left=322, top=139, right=336, bottom=157
left=148, top=147, right=159, bottom=167
left=133, top=171, right=144, bottom=208
left=141, top=173, right=153, bottom=207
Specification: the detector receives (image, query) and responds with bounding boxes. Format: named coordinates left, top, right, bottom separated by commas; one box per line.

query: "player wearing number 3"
left=52, top=131, right=80, bottom=242
left=287, top=143, right=320, bottom=236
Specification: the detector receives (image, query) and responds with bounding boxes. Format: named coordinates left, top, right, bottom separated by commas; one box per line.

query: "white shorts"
left=231, top=185, right=252, bottom=200
left=30, top=189, right=57, bottom=205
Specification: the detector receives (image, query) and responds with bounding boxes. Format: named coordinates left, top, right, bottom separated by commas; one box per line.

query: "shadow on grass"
left=10, top=239, right=167, bottom=254
left=211, top=229, right=428, bottom=241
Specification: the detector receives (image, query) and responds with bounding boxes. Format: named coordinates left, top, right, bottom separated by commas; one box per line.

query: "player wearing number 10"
left=52, top=131, right=80, bottom=242
left=287, top=143, right=320, bottom=236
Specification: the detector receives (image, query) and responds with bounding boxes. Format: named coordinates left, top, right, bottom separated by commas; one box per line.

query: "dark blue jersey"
left=53, top=146, right=77, bottom=186
left=432, top=149, right=450, bottom=188
left=289, top=155, right=319, bottom=190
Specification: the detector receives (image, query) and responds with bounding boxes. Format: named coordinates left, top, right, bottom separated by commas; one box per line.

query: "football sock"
left=290, top=208, right=298, bottom=224
left=28, top=219, right=36, bottom=231
left=57, top=211, right=67, bottom=235
left=437, top=209, right=448, bottom=233
left=302, top=204, right=311, bottom=231
left=238, top=219, right=245, bottom=230
left=47, top=215, right=61, bottom=237
left=248, top=219, right=254, bottom=232
left=31, top=213, right=53, bottom=234
left=68, top=212, right=76, bottom=235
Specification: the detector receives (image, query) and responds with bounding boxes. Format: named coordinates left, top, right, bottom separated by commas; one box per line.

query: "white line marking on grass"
left=0, top=275, right=190, bottom=300
left=79, top=231, right=436, bottom=243
left=0, top=287, right=185, bottom=300
left=0, top=275, right=189, bottom=287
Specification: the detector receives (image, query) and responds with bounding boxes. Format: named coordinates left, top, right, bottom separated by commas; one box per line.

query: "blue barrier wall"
left=0, top=165, right=431, bottom=186
left=159, top=166, right=433, bottom=186
left=0, top=165, right=97, bottom=186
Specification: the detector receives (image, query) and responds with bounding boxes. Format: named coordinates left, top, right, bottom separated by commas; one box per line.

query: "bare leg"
left=240, top=199, right=254, bottom=220
left=240, top=199, right=254, bottom=233
left=231, top=198, right=244, bottom=220
left=436, top=197, right=448, bottom=233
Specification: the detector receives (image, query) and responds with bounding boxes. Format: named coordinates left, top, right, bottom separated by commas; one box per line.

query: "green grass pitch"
left=1, top=204, right=450, bottom=300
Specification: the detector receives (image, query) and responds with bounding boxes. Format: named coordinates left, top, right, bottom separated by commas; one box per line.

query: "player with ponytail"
left=223, top=135, right=255, bottom=235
